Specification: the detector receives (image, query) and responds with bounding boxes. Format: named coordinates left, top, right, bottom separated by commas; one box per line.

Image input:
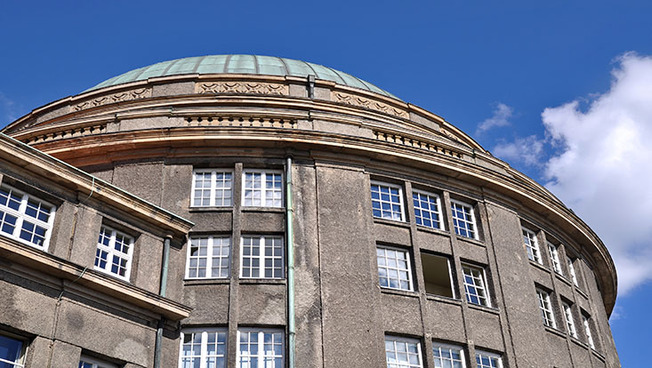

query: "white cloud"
left=541, top=52, right=652, bottom=295
left=493, top=135, right=544, bottom=167
left=476, top=103, right=513, bottom=135
left=0, top=92, right=19, bottom=126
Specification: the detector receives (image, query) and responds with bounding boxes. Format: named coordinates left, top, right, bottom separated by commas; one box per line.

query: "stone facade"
left=0, top=56, right=619, bottom=367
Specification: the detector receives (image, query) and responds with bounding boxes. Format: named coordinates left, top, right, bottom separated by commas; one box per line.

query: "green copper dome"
left=88, top=55, right=398, bottom=99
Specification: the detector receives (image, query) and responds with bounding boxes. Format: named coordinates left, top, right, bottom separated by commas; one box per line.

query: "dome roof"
left=88, top=55, right=399, bottom=99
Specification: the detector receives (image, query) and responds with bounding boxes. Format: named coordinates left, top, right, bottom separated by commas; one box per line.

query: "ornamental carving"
left=74, top=88, right=152, bottom=111
left=374, top=130, right=463, bottom=159
left=197, top=82, right=288, bottom=96
left=334, top=92, right=409, bottom=119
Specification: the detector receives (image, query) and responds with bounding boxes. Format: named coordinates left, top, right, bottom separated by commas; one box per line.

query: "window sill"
left=575, top=287, right=588, bottom=299
left=591, top=347, right=605, bottom=361
left=544, top=326, right=567, bottom=338
left=373, top=217, right=409, bottom=228
left=189, top=206, right=233, bottom=213
left=455, top=236, right=484, bottom=247
left=529, top=260, right=551, bottom=273
left=239, top=278, right=287, bottom=285
left=425, top=294, right=461, bottom=306
left=569, top=336, right=588, bottom=349
left=415, top=225, right=449, bottom=237
left=555, top=274, right=572, bottom=287
left=241, top=207, right=285, bottom=213
left=468, top=303, right=500, bottom=315
left=184, top=278, right=231, bottom=286
left=380, top=287, right=419, bottom=299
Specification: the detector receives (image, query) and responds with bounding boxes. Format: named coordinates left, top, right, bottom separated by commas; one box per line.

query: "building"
left=0, top=55, right=619, bottom=367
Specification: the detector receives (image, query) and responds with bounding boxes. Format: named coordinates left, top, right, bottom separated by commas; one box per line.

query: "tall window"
left=79, top=356, right=118, bottom=368
left=384, top=336, right=423, bottom=368
left=547, top=243, right=563, bottom=275
left=567, top=256, right=579, bottom=286
left=582, top=314, right=596, bottom=349
left=562, top=303, right=578, bottom=338
left=371, top=182, right=405, bottom=221
left=179, top=329, right=227, bottom=368
left=186, top=236, right=231, bottom=279
left=0, top=184, right=55, bottom=250
left=94, top=225, right=134, bottom=281
left=522, top=228, right=542, bottom=264
left=237, top=329, right=284, bottom=368
left=412, top=190, right=443, bottom=229
left=243, top=170, right=283, bottom=207
left=432, top=342, right=465, bottom=368
left=0, top=333, right=25, bottom=368
left=241, top=236, right=284, bottom=279
left=450, top=200, right=477, bottom=239
left=191, top=170, right=233, bottom=207
left=536, top=288, right=556, bottom=328
left=376, top=246, right=413, bottom=291
left=462, top=264, right=490, bottom=307
left=475, top=350, right=502, bottom=368
left=421, top=253, right=455, bottom=298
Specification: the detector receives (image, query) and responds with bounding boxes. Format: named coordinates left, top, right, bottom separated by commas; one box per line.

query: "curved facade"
left=0, top=55, right=619, bottom=367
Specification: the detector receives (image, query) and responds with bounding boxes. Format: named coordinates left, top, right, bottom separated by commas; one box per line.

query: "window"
left=179, top=329, right=227, bottom=368
left=377, top=246, right=413, bottom=291
left=562, top=303, right=578, bottom=338
left=450, top=200, right=477, bottom=239
left=94, top=225, right=134, bottom=281
left=243, top=170, right=283, bottom=207
left=384, top=336, right=423, bottom=368
left=191, top=170, right=233, bottom=207
left=241, top=236, right=284, bottom=279
left=421, top=253, right=455, bottom=298
left=582, top=314, right=596, bottom=349
left=413, top=190, right=443, bottom=229
left=0, top=184, right=55, bottom=250
left=567, top=256, right=579, bottom=286
left=462, top=264, right=490, bottom=307
left=237, top=329, right=283, bottom=368
left=432, top=342, right=465, bottom=368
left=536, top=288, right=556, bottom=328
left=79, top=356, right=118, bottom=368
left=547, top=243, right=563, bottom=275
left=475, top=350, right=502, bottom=368
left=371, top=181, right=405, bottom=221
left=0, top=333, right=25, bottom=368
left=522, top=228, right=542, bottom=264
left=186, top=236, right=231, bottom=279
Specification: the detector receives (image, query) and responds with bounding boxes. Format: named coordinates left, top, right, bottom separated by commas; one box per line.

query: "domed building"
left=0, top=55, right=619, bottom=367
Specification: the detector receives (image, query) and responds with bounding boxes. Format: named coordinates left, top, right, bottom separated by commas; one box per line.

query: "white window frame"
left=475, top=350, right=503, bottom=368
left=0, top=332, right=26, bottom=368
left=79, top=355, right=118, bottom=368
left=412, top=189, right=443, bottom=230
left=0, top=184, right=56, bottom=251
left=242, top=170, right=283, bottom=208
left=547, top=242, right=563, bottom=275
left=236, top=328, right=284, bottom=368
left=432, top=342, right=466, bottom=368
left=582, top=314, right=596, bottom=349
left=185, top=236, right=231, bottom=279
left=371, top=181, right=405, bottom=222
left=450, top=199, right=478, bottom=239
left=562, top=303, right=578, bottom=338
left=462, top=264, right=491, bottom=307
left=178, top=328, right=228, bottom=368
left=240, top=235, right=284, bottom=279
left=94, top=225, right=134, bottom=281
left=536, top=288, right=556, bottom=328
left=522, top=227, right=542, bottom=264
left=376, top=246, right=414, bottom=292
left=567, top=256, right=579, bottom=286
left=191, top=169, right=233, bottom=207
left=384, top=336, right=423, bottom=368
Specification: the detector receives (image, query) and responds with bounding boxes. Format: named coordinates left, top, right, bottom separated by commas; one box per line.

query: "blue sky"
left=1, top=1, right=651, bottom=366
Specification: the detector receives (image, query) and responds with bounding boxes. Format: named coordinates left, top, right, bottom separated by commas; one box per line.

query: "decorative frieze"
left=22, top=124, right=107, bottom=145
left=374, top=130, right=463, bottom=159
left=185, top=116, right=297, bottom=129
left=197, top=82, right=288, bottom=96
left=74, top=88, right=152, bottom=111
left=334, top=92, right=409, bottom=119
